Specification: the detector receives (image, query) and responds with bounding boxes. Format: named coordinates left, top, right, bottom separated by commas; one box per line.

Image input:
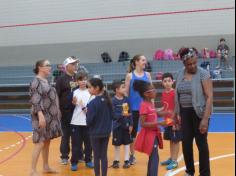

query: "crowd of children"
left=54, top=56, right=182, bottom=176
left=65, top=74, right=181, bottom=176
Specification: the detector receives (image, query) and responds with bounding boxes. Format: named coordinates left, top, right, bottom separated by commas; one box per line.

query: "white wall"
left=0, top=0, right=235, bottom=66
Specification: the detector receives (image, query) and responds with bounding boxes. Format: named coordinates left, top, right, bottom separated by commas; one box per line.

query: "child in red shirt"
left=160, top=73, right=182, bottom=170
left=133, top=80, right=164, bottom=176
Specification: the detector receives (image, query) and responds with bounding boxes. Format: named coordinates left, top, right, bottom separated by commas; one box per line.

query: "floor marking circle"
left=0, top=115, right=31, bottom=155
left=0, top=126, right=27, bottom=165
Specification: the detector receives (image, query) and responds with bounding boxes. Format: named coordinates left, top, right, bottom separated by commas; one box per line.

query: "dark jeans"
left=60, top=112, right=72, bottom=160
left=71, top=125, right=92, bottom=164
left=180, top=107, right=211, bottom=176
left=90, top=137, right=109, bottom=176
left=147, top=138, right=159, bottom=176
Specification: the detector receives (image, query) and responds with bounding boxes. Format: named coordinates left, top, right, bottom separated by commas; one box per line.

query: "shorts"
left=112, top=127, right=132, bottom=146
left=131, top=111, right=140, bottom=139
left=164, top=126, right=182, bottom=142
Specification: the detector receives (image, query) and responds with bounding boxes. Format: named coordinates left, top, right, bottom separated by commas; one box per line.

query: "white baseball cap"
left=63, top=56, right=79, bottom=66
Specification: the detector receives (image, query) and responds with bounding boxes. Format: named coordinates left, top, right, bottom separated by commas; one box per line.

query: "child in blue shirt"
left=111, top=80, right=133, bottom=169
left=87, top=78, right=113, bottom=176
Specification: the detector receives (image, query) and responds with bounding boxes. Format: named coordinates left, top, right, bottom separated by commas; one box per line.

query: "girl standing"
left=86, top=78, right=113, bottom=176
left=125, top=55, right=152, bottom=164
left=133, top=80, right=163, bottom=176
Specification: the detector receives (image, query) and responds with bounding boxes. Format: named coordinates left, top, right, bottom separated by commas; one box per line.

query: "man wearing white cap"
left=56, top=56, right=79, bottom=165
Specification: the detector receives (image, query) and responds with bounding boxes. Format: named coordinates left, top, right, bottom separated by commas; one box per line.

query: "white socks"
left=114, top=145, right=130, bottom=161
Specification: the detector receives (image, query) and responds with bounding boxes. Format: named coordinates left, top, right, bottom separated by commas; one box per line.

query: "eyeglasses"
left=41, top=64, right=52, bottom=67
left=182, top=49, right=196, bottom=61
left=145, top=89, right=157, bottom=93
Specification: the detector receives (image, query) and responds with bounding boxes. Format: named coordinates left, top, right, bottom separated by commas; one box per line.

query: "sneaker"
left=129, top=155, right=136, bottom=165
left=184, top=173, right=193, bottom=176
left=166, top=160, right=178, bottom=170
left=61, top=159, right=68, bottom=165
left=86, top=162, right=94, bottom=168
left=112, top=160, right=120, bottom=169
left=123, top=160, right=131, bottom=169
left=71, top=164, right=78, bottom=171
left=78, top=157, right=85, bottom=163
left=160, top=158, right=172, bottom=166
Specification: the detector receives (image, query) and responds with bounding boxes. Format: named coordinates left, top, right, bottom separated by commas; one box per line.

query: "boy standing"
left=161, top=73, right=182, bottom=170
left=70, top=72, right=94, bottom=171
left=111, top=80, right=133, bottom=169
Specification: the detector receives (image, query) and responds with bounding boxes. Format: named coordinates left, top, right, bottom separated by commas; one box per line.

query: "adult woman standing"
left=29, top=60, right=62, bottom=176
left=125, top=55, right=152, bottom=164
left=175, top=48, right=213, bottom=176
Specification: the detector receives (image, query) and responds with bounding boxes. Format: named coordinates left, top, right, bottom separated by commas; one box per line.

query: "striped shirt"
left=177, top=69, right=210, bottom=108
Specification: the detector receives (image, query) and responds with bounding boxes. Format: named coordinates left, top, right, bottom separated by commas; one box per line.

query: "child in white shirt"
left=70, top=72, right=94, bottom=171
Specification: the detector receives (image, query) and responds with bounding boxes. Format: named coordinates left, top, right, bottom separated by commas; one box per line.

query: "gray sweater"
left=175, top=67, right=212, bottom=118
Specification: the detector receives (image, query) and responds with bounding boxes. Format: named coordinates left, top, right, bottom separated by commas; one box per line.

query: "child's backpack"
left=164, top=49, right=174, bottom=60
left=145, top=61, right=152, bottom=72
left=118, top=51, right=130, bottom=62
left=200, top=61, right=218, bottom=79
left=213, top=70, right=222, bottom=79
left=154, top=49, right=165, bottom=60
left=201, top=48, right=210, bottom=59
left=173, top=53, right=180, bottom=60
left=209, top=50, right=217, bottom=58
left=101, top=52, right=112, bottom=63
left=200, top=61, right=210, bottom=71
left=156, top=72, right=163, bottom=80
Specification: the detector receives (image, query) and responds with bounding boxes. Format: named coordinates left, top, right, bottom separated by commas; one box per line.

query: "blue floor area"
left=0, top=113, right=235, bottom=132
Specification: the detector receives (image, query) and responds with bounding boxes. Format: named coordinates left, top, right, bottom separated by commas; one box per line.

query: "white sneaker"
left=61, top=159, right=68, bottom=165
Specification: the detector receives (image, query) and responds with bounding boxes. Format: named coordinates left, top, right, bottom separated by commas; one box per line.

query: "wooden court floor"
left=0, top=133, right=234, bottom=176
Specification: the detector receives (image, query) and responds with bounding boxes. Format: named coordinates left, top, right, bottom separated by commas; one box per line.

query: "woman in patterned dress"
left=29, top=59, right=62, bottom=176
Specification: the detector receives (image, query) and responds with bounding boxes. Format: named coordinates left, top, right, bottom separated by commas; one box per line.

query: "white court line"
left=167, top=153, right=235, bottom=176
left=11, top=114, right=31, bottom=121
left=0, top=114, right=32, bottom=152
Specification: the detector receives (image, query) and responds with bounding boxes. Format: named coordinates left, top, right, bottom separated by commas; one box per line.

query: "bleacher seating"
left=0, top=58, right=234, bottom=84
left=0, top=57, right=234, bottom=114
left=0, top=79, right=234, bottom=114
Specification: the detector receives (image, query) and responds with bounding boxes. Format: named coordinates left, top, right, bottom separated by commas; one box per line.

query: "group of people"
left=29, top=47, right=213, bottom=176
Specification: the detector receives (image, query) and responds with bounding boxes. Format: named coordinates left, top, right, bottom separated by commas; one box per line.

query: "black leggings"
left=131, top=111, right=140, bottom=139
left=180, top=107, right=211, bottom=176
left=90, top=137, right=109, bottom=176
